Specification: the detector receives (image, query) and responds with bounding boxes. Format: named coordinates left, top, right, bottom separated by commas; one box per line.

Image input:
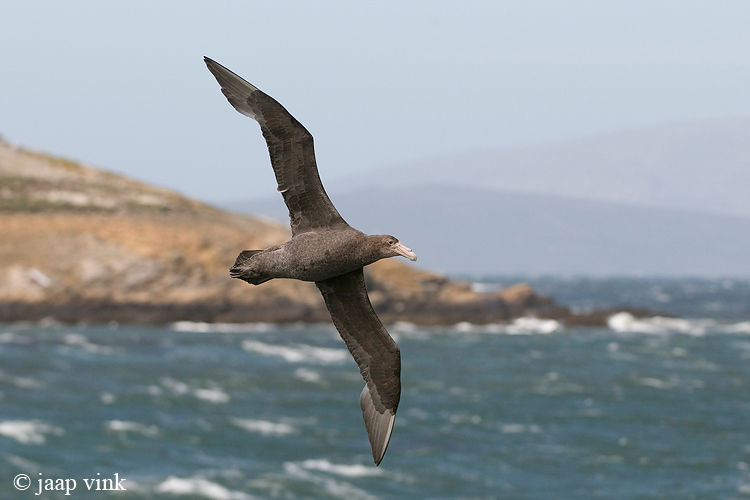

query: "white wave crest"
left=638, top=377, right=673, bottom=390
left=0, top=331, right=34, bottom=345
left=294, top=368, right=323, bottom=383
left=241, top=340, right=347, bottom=364
left=391, top=321, right=418, bottom=333
left=726, top=321, right=750, bottom=333
left=0, top=371, right=45, bottom=390
left=62, top=333, right=114, bottom=354
left=608, top=312, right=706, bottom=335
left=230, top=418, right=296, bottom=436
left=158, top=378, right=230, bottom=403
left=193, top=388, right=230, bottom=404
left=609, top=312, right=750, bottom=335
left=0, top=420, right=64, bottom=444
left=160, top=377, right=190, bottom=394
left=454, top=317, right=561, bottom=335
left=506, top=317, right=562, bottom=334
left=283, top=462, right=379, bottom=500
left=449, top=414, right=482, bottom=425
left=156, top=476, right=255, bottom=500
left=170, top=321, right=276, bottom=333
left=500, top=423, right=543, bottom=434
left=106, top=420, right=160, bottom=437
left=300, top=459, right=383, bottom=477
left=4, top=454, right=41, bottom=472
left=100, top=392, right=116, bottom=404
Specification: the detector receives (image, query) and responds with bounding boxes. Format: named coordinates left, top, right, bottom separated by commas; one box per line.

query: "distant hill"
left=329, top=117, right=750, bottom=218
left=229, top=185, right=750, bottom=277
left=0, top=138, right=563, bottom=324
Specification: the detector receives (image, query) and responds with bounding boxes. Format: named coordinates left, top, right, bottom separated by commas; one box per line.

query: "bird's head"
left=374, top=235, right=417, bottom=262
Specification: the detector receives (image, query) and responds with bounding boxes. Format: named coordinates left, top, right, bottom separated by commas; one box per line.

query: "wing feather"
left=316, top=269, right=401, bottom=465
left=204, top=57, right=348, bottom=235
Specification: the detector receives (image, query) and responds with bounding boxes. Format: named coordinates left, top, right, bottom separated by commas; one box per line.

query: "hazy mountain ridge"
left=230, top=185, right=750, bottom=276
left=250, top=117, right=750, bottom=276
left=330, top=117, right=750, bottom=218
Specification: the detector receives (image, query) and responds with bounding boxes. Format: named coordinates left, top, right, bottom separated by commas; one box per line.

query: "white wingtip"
left=360, top=385, right=396, bottom=466
left=204, top=57, right=260, bottom=120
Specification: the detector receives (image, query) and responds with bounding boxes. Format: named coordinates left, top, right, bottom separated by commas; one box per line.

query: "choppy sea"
left=2, top=277, right=750, bottom=499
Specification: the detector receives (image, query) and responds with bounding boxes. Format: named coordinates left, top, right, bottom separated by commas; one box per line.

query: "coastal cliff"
left=0, top=138, right=568, bottom=325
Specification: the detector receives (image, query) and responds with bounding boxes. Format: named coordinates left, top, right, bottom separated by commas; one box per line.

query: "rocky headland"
left=0, top=138, right=623, bottom=326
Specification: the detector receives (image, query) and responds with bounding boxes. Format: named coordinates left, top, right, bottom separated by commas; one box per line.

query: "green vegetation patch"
left=0, top=196, right=110, bottom=213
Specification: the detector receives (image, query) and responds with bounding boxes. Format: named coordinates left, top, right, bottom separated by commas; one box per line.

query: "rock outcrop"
left=0, top=138, right=570, bottom=325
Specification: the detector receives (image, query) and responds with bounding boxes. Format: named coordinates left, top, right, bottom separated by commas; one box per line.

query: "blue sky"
left=2, top=1, right=750, bottom=203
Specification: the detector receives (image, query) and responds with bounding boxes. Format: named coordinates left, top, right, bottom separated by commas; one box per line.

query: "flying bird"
left=204, top=57, right=417, bottom=465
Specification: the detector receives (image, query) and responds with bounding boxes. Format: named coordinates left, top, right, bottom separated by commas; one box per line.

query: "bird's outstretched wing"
left=204, top=57, right=348, bottom=235
left=315, top=269, right=401, bottom=465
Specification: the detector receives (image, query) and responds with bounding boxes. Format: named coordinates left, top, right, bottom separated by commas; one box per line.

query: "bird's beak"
left=395, top=242, right=417, bottom=261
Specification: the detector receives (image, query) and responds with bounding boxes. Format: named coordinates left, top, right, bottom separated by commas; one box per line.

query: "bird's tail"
left=232, top=250, right=262, bottom=268
left=229, top=250, right=271, bottom=285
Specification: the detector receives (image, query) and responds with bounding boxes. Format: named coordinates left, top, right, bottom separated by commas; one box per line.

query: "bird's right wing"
left=204, top=57, right=348, bottom=235
left=315, top=269, right=401, bottom=465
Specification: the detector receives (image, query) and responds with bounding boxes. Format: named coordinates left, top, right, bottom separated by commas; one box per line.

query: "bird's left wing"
left=315, top=269, right=401, bottom=465
left=204, top=57, right=348, bottom=235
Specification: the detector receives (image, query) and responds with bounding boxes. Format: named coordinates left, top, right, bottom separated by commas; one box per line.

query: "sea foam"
left=159, top=378, right=230, bottom=403
left=193, top=388, right=230, bottom=404
left=156, top=476, right=255, bottom=500
left=283, top=461, right=379, bottom=500
left=299, top=458, right=383, bottom=477
left=61, top=333, right=114, bottom=354
left=726, top=321, right=750, bottom=333
left=294, top=367, right=323, bottom=383
left=171, top=321, right=276, bottom=333
left=609, top=312, right=709, bottom=335
left=230, top=418, right=296, bottom=436
left=241, top=340, right=347, bottom=364
left=0, top=420, right=64, bottom=444
left=453, top=317, right=562, bottom=335
left=106, top=420, right=160, bottom=437
left=0, top=370, right=45, bottom=390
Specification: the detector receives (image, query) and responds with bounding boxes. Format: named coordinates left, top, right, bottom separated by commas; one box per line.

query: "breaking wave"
left=106, top=420, right=160, bottom=437
left=453, top=317, right=562, bottom=334
left=170, top=321, right=277, bottom=333
left=241, top=340, right=347, bottom=364
left=230, top=418, right=296, bottom=436
left=155, top=476, right=255, bottom=500
left=297, top=458, right=383, bottom=477
left=607, top=312, right=750, bottom=335
left=0, top=420, right=64, bottom=444
left=283, top=461, right=379, bottom=500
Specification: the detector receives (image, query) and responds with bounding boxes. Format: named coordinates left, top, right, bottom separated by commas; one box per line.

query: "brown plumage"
left=205, top=57, right=417, bottom=465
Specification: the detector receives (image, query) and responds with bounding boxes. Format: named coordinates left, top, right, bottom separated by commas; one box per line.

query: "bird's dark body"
left=204, top=56, right=416, bottom=465
left=231, top=227, right=384, bottom=284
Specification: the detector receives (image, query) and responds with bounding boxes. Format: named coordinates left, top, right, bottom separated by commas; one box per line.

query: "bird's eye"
left=388, top=240, right=395, bottom=245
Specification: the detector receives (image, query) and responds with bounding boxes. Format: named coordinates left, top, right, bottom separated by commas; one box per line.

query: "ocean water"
left=472, top=276, right=750, bottom=321
left=2, top=278, right=750, bottom=499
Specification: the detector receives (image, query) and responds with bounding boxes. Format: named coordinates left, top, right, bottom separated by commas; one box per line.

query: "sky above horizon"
left=2, top=1, right=750, bottom=204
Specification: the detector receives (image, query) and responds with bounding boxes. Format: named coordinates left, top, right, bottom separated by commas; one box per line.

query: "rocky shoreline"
left=0, top=266, right=569, bottom=326
left=0, top=138, right=652, bottom=328
left=0, top=289, right=654, bottom=328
